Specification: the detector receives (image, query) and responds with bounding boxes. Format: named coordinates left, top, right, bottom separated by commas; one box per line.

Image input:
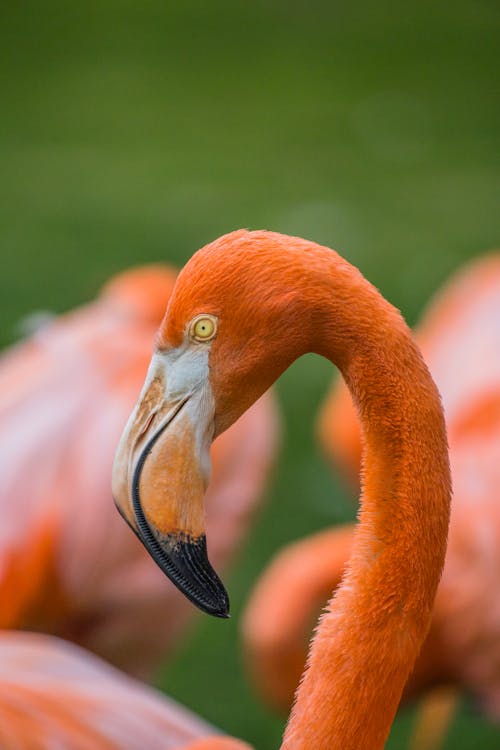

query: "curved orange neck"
left=161, top=230, right=451, bottom=748
left=280, top=249, right=451, bottom=749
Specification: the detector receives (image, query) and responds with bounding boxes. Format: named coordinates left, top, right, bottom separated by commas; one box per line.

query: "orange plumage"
left=0, top=265, right=278, bottom=677
left=0, top=630, right=233, bottom=750
left=243, top=253, right=500, bottom=733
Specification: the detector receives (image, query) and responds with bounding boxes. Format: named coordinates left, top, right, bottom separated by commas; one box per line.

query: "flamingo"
left=112, top=230, right=451, bottom=749
left=0, top=630, right=251, bottom=750
left=0, top=264, right=278, bottom=678
left=242, top=253, right=500, bottom=744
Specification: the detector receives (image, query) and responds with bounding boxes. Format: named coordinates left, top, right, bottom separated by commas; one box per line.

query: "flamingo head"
left=112, top=231, right=314, bottom=617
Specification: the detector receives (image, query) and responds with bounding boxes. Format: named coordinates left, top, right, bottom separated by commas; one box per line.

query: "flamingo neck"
left=282, top=260, right=451, bottom=749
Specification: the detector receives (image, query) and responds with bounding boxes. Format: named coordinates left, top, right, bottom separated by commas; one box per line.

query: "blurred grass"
left=1, top=1, right=499, bottom=747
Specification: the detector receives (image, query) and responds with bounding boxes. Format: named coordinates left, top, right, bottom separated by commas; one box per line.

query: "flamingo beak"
left=112, top=363, right=230, bottom=618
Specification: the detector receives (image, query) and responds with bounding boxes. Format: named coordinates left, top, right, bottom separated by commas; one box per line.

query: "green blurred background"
left=1, top=1, right=498, bottom=747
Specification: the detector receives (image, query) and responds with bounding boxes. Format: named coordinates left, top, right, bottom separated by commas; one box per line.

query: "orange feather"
left=0, top=630, right=239, bottom=750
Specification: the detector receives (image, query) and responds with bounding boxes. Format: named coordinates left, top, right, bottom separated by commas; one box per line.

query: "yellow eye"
left=190, top=314, right=217, bottom=342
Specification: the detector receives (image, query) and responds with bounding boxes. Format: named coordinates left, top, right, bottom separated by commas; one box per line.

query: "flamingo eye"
left=190, top=314, right=218, bottom=342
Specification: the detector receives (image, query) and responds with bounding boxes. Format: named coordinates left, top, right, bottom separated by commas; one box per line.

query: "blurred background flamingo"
left=242, top=253, right=500, bottom=745
left=0, top=630, right=252, bottom=750
left=0, top=265, right=279, bottom=679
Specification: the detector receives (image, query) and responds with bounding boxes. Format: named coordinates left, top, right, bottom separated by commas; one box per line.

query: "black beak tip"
left=201, top=590, right=231, bottom=619
left=133, top=522, right=231, bottom=619
left=168, top=540, right=232, bottom=619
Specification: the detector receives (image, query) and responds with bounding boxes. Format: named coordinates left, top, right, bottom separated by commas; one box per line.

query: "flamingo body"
left=0, top=630, right=224, bottom=750
left=0, top=265, right=278, bottom=677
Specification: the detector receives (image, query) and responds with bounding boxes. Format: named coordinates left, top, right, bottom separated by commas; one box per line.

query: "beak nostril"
left=137, top=410, right=158, bottom=441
